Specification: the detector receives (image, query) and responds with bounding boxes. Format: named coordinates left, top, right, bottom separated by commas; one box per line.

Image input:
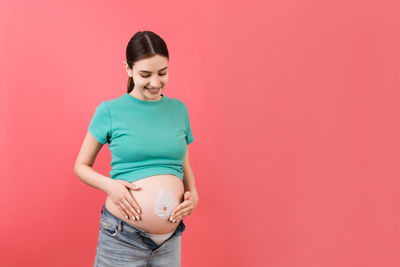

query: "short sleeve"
left=88, top=101, right=111, bottom=144
left=183, top=104, right=194, bottom=145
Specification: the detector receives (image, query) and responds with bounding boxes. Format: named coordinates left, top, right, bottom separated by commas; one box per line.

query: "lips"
left=145, top=87, right=160, bottom=94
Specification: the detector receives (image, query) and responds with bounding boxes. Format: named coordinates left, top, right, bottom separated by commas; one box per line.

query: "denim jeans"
left=94, top=204, right=186, bottom=267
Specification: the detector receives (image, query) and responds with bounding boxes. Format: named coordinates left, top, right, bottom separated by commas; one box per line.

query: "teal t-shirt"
left=88, top=93, right=194, bottom=182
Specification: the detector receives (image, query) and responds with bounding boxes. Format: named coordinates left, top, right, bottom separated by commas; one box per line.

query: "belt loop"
left=117, top=220, right=122, bottom=233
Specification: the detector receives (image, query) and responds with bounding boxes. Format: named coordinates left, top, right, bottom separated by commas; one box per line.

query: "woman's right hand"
left=105, top=179, right=142, bottom=221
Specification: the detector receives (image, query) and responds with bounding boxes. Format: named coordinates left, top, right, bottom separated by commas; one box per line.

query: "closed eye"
left=141, top=73, right=167, bottom=78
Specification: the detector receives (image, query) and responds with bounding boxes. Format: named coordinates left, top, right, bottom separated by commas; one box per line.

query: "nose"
left=149, top=76, right=163, bottom=88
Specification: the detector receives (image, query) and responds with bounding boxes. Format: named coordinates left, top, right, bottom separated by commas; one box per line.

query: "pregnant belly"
left=105, top=174, right=184, bottom=234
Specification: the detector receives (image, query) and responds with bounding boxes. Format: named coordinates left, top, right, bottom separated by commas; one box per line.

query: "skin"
left=74, top=54, right=199, bottom=226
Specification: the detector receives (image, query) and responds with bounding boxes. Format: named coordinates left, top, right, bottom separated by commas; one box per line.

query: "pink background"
left=1, top=0, right=400, bottom=266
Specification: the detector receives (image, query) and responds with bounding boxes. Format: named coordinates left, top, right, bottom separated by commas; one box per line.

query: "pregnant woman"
left=73, top=31, right=199, bottom=266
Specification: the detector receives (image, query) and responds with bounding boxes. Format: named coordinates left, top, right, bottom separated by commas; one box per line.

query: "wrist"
left=102, top=178, right=113, bottom=194
left=190, top=190, right=199, bottom=206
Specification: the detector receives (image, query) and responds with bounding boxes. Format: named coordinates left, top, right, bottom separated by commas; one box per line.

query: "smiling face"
left=124, top=55, right=169, bottom=101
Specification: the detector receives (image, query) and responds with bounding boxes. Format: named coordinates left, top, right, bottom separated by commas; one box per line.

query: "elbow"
left=74, top=159, right=92, bottom=172
left=73, top=159, right=81, bottom=172
left=73, top=163, right=80, bottom=177
left=73, top=162, right=85, bottom=177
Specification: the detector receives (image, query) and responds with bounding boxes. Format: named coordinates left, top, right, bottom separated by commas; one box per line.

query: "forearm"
left=182, top=168, right=199, bottom=204
left=73, top=164, right=112, bottom=193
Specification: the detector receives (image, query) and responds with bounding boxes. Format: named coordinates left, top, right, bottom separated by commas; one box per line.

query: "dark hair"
left=126, top=31, right=169, bottom=93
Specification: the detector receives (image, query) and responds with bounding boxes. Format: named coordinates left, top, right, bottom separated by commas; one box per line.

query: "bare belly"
left=105, top=174, right=184, bottom=234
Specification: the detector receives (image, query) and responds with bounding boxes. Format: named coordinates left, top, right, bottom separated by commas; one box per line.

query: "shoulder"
left=165, top=96, right=188, bottom=109
left=98, top=94, right=127, bottom=110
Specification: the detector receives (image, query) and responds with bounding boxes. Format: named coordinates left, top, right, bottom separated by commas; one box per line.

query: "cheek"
left=136, top=79, right=148, bottom=87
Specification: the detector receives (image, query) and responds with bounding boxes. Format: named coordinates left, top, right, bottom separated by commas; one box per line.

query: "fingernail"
left=169, top=216, right=173, bottom=221
left=136, top=216, right=139, bottom=220
left=132, top=216, right=135, bottom=220
left=137, top=209, right=141, bottom=214
left=173, top=220, right=177, bottom=223
left=125, top=215, right=128, bottom=220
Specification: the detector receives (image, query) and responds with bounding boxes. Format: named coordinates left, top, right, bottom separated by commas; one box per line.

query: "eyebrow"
left=139, top=66, right=168, bottom=73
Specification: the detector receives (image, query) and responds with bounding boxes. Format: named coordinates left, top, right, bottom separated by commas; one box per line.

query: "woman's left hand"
left=169, top=191, right=198, bottom=223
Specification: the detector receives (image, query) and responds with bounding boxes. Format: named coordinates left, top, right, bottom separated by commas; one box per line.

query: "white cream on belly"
left=154, top=189, right=180, bottom=219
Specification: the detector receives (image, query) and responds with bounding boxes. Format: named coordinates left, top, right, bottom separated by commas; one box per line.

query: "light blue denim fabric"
left=94, top=204, right=186, bottom=267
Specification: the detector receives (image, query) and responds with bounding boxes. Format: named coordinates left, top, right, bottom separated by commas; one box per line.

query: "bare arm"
left=182, top=147, right=199, bottom=205
left=73, top=131, right=112, bottom=193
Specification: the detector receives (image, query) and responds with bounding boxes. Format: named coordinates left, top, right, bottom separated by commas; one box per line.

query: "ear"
left=123, top=61, right=133, bottom=77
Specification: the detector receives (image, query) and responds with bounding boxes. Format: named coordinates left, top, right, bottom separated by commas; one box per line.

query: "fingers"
left=125, top=193, right=142, bottom=216
left=169, top=208, right=191, bottom=222
left=172, top=201, right=191, bottom=216
left=116, top=204, right=131, bottom=221
left=121, top=197, right=141, bottom=220
left=169, top=203, right=193, bottom=223
left=127, top=183, right=142, bottom=191
left=116, top=195, right=141, bottom=221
